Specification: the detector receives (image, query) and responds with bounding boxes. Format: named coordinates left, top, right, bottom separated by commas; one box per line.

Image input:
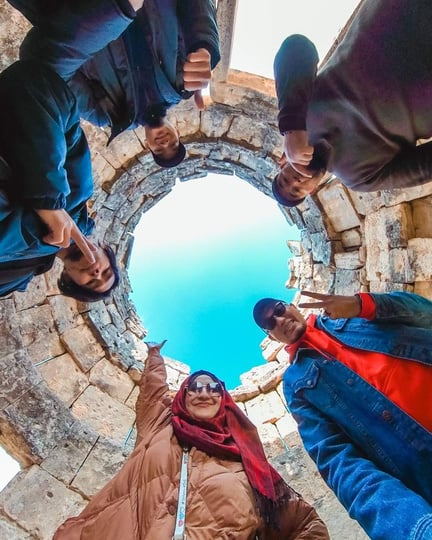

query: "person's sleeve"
left=177, top=0, right=221, bottom=69
left=289, top=395, right=432, bottom=540
left=370, top=291, right=432, bottom=328
left=134, top=343, right=172, bottom=447
left=273, top=35, right=319, bottom=133
left=18, top=0, right=135, bottom=81
left=354, top=141, right=432, bottom=192
left=265, top=491, right=330, bottom=539
left=0, top=61, right=82, bottom=210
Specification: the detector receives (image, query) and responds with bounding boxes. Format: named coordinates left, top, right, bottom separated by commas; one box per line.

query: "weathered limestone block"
left=288, top=252, right=314, bottom=285
left=349, top=190, right=384, bottom=216
left=41, top=424, right=98, bottom=486
left=318, top=182, right=361, bottom=232
left=0, top=350, right=41, bottom=411
left=168, top=98, right=201, bottom=137
left=310, top=231, right=332, bottom=265
left=412, top=196, right=432, bottom=237
left=84, top=301, right=112, bottom=327
left=0, top=465, right=86, bottom=540
left=201, top=106, right=233, bottom=138
left=311, top=263, right=335, bottom=292
left=388, top=248, right=414, bottom=283
left=106, top=303, right=127, bottom=334
left=368, top=281, right=413, bottom=293
left=91, top=324, right=134, bottom=371
left=334, top=269, right=365, bottom=296
left=245, top=391, right=287, bottom=426
left=408, top=238, right=432, bottom=281
left=125, top=385, right=139, bottom=410
left=12, top=275, right=47, bottom=311
left=0, top=298, right=23, bottom=357
left=334, top=251, right=364, bottom=270
left=2, top=383, right=75, bottom=460
left=48, top=295, right=85, bottom=335
left=89, top=359, right=134, bottom=403
left=287, top=240, right=304, bottom=257
left=71, top=386, right=135, bottom=443
left=104, top=130, right=145, bottom=171
left=275, top=414, right=298, bottom=440
left=341, top=228, right=363, bottom=249
left=230, top=383, right=261, bottom=402
left=259, top=362, right=288, bottom=394
left=43, top=257, right=63, bottom=296
left=258, top=423, right=285, bottom=457
left=227, top=115, right=268, bottom=148
left=38, top=353, right=89, bottom=406
left=382, top=181, right=432, bottom=206
left=61, top=325, right=105, bottom=373
left=17, top=305, right=56, bottom=349
left=0, top=517, right=33, bottom=540
left=71, top=437, right=127, bottom=498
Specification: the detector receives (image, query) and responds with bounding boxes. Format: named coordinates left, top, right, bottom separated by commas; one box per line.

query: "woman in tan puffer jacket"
left=53, top=342, right=329, bottom=540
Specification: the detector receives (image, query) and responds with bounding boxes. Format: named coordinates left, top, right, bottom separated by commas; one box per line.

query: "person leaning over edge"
left=53, top=341, right=329, bottom=540
left=8, top=0, right=220, bottom=169
left=0, top=60, right=119, bottom=301
left=271, top=0, right=432, bottom=208
left=253, top=290, right=432, bottom=540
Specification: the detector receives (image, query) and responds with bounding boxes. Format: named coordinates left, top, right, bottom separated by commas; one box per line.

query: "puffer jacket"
left=53, top=345, right=329, bottom=540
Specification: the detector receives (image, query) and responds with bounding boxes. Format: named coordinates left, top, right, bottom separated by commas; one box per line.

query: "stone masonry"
left=0, top=1, right=431, bottom=539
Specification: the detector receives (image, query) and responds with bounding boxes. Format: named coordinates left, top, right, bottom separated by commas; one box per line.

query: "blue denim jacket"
left=283, top=292, right=432, bottom=540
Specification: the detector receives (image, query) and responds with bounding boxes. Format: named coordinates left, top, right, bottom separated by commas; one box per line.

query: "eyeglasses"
left=186, top=381, right=223, bottom=396
left=261, top=301, right=287, bottom=331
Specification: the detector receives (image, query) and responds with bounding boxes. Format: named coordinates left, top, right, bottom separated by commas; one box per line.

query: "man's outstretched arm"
left=274, top=35, right=319, bottom=175
left=287, top=393, right=432, bottom=540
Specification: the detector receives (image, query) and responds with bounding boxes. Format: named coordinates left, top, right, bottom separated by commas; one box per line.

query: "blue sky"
left=129, top=174, right=299, bottom=388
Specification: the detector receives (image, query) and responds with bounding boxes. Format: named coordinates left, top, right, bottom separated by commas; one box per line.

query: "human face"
left=144, top=120, right=180, bottom=161
left=262, top=302, right=307, bottom=345
left=61, top=244, right=115, bottom=293
left=185, top=375, right=223, bottom=421
left=276, top=163, right=323, bottom=202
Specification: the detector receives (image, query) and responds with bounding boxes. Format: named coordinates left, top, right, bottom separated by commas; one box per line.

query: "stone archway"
left=1, top=2, right=432, bottom=538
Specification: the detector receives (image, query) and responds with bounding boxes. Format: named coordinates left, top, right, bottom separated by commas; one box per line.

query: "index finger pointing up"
left=70, top=225, right=96, bottom=264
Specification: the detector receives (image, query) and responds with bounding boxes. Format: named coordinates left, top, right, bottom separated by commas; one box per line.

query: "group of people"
left=2, top=0, right=432, bottom=539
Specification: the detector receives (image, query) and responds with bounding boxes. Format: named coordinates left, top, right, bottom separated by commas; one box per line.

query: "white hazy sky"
left=0, top=0, right=361, bottom=490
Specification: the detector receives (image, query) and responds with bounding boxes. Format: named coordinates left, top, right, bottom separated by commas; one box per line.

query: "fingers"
left=291, top=162, right=313, bottom=178
left=183, top=48, right=211, bottom=92
left=42, top=231, right=69, bottom=249
left=70, top=224, right=96, bottom=264
left=300, top=291, right=329, bottom=300
left=193, top=90, right=205, bottom=110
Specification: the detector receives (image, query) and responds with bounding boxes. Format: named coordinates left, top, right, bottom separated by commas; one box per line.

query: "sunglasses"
left=186, top=381, right=223, bottom=396
left=262, top=301, right=287, bottom=331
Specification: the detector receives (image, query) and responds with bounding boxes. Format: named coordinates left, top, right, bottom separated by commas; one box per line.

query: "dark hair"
left=272, top=174, right=306, bottom=207
left=58, top=245, right=120, bottom=303
left=151, top=142, right=186, bottom=168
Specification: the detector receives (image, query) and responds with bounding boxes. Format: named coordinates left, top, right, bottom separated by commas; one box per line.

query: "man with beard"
left=252, top=290, right=432, bottom=539
left=272, top=0, right=432, bottom=207
left=0, top=60, right=119, bottom=301
left=8, top=0, right=220, bottom=168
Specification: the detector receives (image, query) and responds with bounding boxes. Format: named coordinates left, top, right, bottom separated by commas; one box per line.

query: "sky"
left=0, top=0, right=360, bottom=490
left=128, top=174, right=298, bottom=389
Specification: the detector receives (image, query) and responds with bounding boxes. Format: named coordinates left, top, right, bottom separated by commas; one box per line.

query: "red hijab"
left=171, top=370, right=292, bottom=528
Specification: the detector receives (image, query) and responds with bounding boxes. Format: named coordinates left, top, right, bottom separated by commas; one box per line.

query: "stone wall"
left=1, top=2, right=431, bottom=539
